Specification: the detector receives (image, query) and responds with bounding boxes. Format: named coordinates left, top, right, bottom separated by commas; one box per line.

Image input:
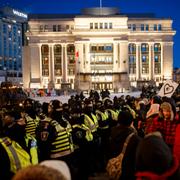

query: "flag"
left=75, top=51, right=79, bottom=58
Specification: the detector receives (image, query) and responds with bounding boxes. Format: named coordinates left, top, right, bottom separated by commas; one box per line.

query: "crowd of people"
left=0, top=86, right=180, bottom=180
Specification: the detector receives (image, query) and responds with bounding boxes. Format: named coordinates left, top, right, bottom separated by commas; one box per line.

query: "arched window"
left=54, top=45, right=62, bottom=76
left=41, top=45, right=49, bottom=76
left=128, top=43, right=136, bottom=74
left=154, top=43, right=161, bottom=52
left=154, top=43, right=161, bottom=74
left=67, top=44, right=75, bottom=75
left=141, top=43, right=149, bottom=74
left=141, top=43, right=149, bottom=53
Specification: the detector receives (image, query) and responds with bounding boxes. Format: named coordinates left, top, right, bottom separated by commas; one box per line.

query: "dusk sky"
left=1, top=0, right=180, bottom=68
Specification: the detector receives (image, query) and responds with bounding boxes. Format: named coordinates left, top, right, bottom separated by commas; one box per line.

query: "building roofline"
left=28, top=13, right=172, bottom=21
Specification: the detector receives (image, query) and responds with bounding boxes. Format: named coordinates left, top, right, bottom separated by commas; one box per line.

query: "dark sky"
left=1, top=0, right=179, bottom=68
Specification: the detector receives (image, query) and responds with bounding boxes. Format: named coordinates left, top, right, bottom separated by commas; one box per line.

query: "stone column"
left=119, top=41, right=128, bottom=72
left=113, top=42, right=119, bottom=72
left=162, top=42, right=173, bottom=80
left=62, top=44, right=67, bottom=83
left=149, top=43, right=153, bottom=80
left=30, top=44, right=40, bottom=79
left=136, top=43, right=140, bottom=80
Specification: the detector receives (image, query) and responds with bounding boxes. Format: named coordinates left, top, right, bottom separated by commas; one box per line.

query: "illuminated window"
left=67, top=44, right=75, bottom=75
left=90, top=23, right=93, bottom=29
left=39, top=25, right=43, bottom=32
left=128, top=43, right=136, bottom=74
left=100, top=23, right=103, bottom=29
left=132, top=24, right=136, bottom=31
left=154, top=24, right=157, bottom=31
left=141, top=24, right=144, bottom=31
left=109, top=23, right=112, bottom=29
left=154, top=43, right=161, bottom=52
left=90, top=44, right=113, bottom=64
left=57, top=25, right=61, bottom=31
left=41, top=45, right=49, bottom=76
left=44, top=25, right=48, bottom=32
left=128, top=43, right=136, bottom=53
left=145, top=24, right=149, bottom=31
left=53, top=25, right=56, bottom=32
left=154, top=43, right=161, bottom=74
left=158, top=24, right=162, bottom=31
left=54, top=45, right=62, bottom=76
left=141, top=43, right=149, bottom=74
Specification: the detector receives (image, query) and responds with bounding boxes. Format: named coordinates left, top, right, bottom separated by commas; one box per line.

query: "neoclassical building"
left=23, top=7, right=176, bottom=91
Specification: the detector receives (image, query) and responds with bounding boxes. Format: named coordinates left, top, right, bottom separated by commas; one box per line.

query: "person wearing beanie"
left=107, top=110, right=141, bottom=180
left=135, top=132, right=180, bottom=180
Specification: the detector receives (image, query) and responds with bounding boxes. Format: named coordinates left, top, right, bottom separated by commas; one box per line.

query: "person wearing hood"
left=144, top=103, right=162, bottom=135
left=160, top=101, right=180, bottom=150
left=135, top=132, right=180, bottom=180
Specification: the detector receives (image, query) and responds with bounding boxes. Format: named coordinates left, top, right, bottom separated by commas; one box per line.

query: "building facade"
left=173, top=68, right=180, bottom=84
left=24, top=7, right=176, bottom=91
left=0, top=6, right=28, bottom=85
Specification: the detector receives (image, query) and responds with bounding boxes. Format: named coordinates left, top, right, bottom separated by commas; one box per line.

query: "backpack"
left=106, top=133, right=134, bottom=180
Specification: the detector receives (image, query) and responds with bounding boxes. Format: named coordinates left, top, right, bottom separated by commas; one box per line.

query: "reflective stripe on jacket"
left=96, top=110, right=109, bottom=129
left=0, top=136, right=38, bottom=173
left=83, top=113, right=98, bottom=132
left=50, top=123, right=74, bottom=159
left=72, top=124, right=93, bottom=142
left=25, top=116, right=38, bottom=137
left=106, top=109, right=119, bottom=121
left=25, top=134, right=38, bottom=165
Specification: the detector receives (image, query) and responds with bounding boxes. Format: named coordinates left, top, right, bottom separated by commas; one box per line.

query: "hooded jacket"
left=136, top=133, right=180, bottom=180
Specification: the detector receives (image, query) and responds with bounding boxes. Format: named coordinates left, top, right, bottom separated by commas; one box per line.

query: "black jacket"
left=107, top=126, right=141, bottom=180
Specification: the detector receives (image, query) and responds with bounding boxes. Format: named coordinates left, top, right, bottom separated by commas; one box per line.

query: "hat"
left=146, top=104, right=160, bottom=119
left=40, top=160, right=71, bottom=180
left=160, top=102, right=174, bottom=121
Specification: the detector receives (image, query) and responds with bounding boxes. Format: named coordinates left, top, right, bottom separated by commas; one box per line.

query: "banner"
left=158, top=80, right=179, bottom=97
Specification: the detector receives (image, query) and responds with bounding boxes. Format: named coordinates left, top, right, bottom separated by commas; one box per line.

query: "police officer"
left=0, top=109, right=38, bottom=179
left=104, top=98, right=119, bottom=128
left=95, top=100, right=110, bottom=171
left=82, top=99, right=102, bottom=176
left=70, top=102, right=93, bottom=179
left=36, top=100, right=74, bottom=161
left=22, top=98, right=39, bottom=137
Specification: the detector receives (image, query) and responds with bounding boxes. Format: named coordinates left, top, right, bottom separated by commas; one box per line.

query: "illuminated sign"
left=13, top=9, right=27, bottom=19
